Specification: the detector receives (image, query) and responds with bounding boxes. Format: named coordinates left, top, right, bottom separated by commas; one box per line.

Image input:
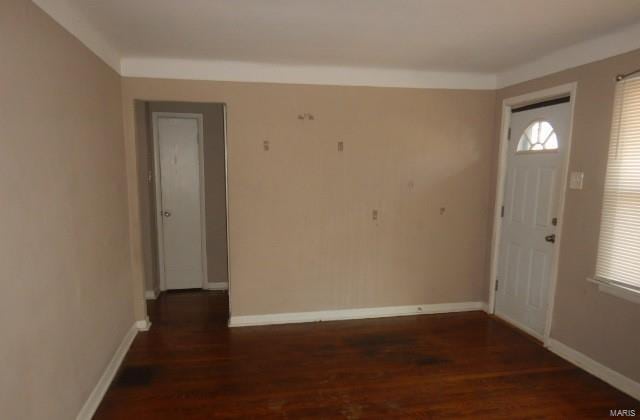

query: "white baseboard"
left=229, top=301, right=486, bottom=327
left=205, top=282, right=229, bottom=291
left=135, top=317, right=151, bottom=332
left=547, top=338, right=640, bottom=401
left=76, top=323, right=138, bottom=420
left=144, top=290, right=159, bottom=300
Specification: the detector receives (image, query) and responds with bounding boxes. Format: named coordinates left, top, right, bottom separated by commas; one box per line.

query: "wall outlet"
left=569, top=171, right=584, bottom=190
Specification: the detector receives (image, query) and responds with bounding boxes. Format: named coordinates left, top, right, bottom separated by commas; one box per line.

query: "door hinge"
left=507, top=127, right=512, bottom=141
left=501, top=205, right=504, bottom=218
left=495, top=279, right=499, bottom=291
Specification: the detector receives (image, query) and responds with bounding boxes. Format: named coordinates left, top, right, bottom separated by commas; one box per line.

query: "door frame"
left=488, top=82, right=577, bottom=345
left=222, top=105, right=233, bottom=316
left=152, top=112, right=208, bottom=291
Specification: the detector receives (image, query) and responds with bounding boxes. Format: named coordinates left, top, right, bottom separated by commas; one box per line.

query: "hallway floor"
left=95, top=291, right=638, bottom=419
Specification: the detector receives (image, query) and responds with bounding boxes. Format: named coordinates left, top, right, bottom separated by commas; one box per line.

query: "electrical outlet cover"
left=569, top=171, right=584, bottom=190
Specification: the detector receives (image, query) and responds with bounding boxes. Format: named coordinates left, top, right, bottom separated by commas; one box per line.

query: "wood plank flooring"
left=95, top=291, right=638, bottom=419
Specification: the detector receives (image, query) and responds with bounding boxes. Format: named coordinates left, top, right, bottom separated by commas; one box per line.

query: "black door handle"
left=545, top=234, right=556, bottom=243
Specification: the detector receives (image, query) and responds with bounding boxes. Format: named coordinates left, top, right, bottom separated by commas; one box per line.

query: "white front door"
left=495, top=100, right=571, bottom=338
left=153, top=113, right=205, bottom=290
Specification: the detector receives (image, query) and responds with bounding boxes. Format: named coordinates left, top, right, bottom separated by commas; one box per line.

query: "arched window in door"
left=517, top=120, right=558, bottom=152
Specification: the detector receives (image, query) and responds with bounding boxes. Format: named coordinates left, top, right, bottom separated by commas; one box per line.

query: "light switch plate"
left=569, top=171, right=584, bottom=190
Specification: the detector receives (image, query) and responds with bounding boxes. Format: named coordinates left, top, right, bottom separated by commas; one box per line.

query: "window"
left=595, top=75, right=640, bottom=294
left=517, top=120, right=559, bottom=152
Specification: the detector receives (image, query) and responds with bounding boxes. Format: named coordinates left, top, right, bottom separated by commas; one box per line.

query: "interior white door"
left=154, top=113, right=205, bottom=290
left=495, top=100, right=570, bottom=337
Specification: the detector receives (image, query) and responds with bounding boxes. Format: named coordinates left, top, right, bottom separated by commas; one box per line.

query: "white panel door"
left=495, top=101, right=570, bottom=337
left=154, top=113, right=205, bottom=290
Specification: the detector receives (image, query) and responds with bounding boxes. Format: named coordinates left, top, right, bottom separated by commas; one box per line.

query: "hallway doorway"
left=133, top=101, right=230, bottom=316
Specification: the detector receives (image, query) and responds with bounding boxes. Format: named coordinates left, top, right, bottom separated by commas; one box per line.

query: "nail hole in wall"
left=372, top=209, right=378, bottom=221
left=440, top=207, right=446, bottom=215
left=338, top=141, right=344, bottom=152
left=263, top=140, right=270, bottom=151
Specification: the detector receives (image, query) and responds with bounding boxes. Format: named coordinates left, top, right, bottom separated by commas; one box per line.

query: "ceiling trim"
left=32, top=0, right=640, bottom=90
left=497, top=21, right=640, bottom=88
left=120, top=58, right=497, bottom=90
left=32, top=0, right=120, bottom=72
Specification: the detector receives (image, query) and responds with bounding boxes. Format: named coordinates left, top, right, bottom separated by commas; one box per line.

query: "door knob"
left=162, top=211, right=171, bottom=217
left=545, top=234, right=556, bottom=243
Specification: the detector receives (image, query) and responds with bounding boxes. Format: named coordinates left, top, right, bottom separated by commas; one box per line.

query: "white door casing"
left=495, top=100, right=571, bottom=338
left=152, top=112, right=207, bottom=290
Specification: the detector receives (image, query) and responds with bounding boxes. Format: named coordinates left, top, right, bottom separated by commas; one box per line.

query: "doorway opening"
left=133, top=101, right=230, bottom=320
left=489, top=84, right=577, bottom=344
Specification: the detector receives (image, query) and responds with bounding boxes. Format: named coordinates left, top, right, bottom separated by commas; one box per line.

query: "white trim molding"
left=31, top=1, right=640, bottom=90
left=497, top=21, right=640, bottom=88
left=547, top=338, right=640, bottom=401
left=120, top=57, right=497, bottom=90
left=229, top=301, right=487, bottom=327
left=144, top=290, right=159, bottom=300
left=75, top=323, right=137, bottom=420
left=586, top=277, right=640, bottom=305
left=205, top=282, right=229, bottom=291
left=135, top=317, right=152, bottom=331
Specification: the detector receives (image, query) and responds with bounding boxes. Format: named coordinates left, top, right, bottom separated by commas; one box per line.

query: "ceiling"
left=33, top=0, right=640, bottom=88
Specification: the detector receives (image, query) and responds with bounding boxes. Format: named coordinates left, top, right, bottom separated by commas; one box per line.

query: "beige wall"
left=122, top=78, right=497, bottom=317
left=494, top=48, right=640, bottom=382
left=0, top=1, right=133, bottom=419
left=145, top=102, right=229, bottom=289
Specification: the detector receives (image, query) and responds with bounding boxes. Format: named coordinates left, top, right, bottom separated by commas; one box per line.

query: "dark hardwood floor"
left=95, top=291, right=638, bottom=419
